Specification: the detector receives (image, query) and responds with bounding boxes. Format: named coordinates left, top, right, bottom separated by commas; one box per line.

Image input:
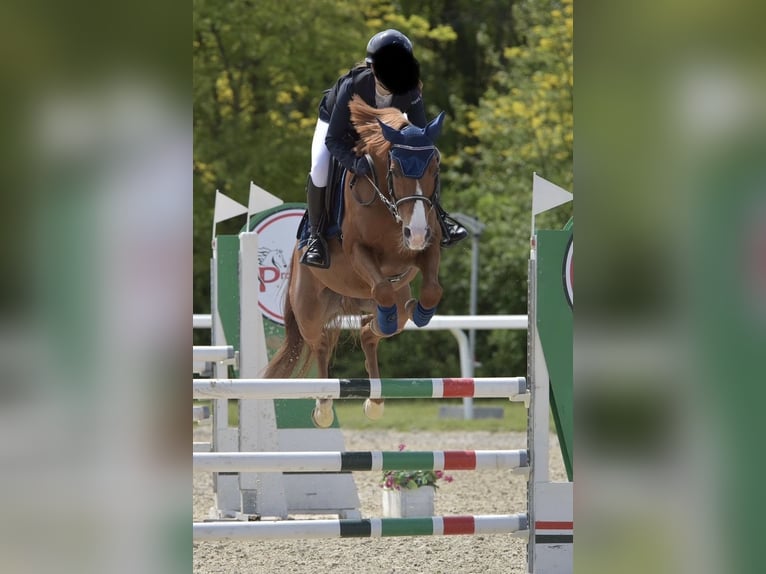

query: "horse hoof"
left=363, top=399, right=385, bottom=420
left=311, top=407, right=334, bottom=428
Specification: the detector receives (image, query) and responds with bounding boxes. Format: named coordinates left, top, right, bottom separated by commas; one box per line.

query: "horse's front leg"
left=348, top=243, right=400, bottom=336
left=359, top=316, right=385, bottom=420
left=357, top=289, right=410, bottom=421
left=406, top=247, right=443, bottom=327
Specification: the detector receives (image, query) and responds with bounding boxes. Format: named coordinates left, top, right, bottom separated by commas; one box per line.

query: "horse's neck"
left=369, top=154, right=388, bottom=180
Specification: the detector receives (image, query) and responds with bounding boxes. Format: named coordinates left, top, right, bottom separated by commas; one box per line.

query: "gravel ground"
left=193, top=424, right=566, bottom=574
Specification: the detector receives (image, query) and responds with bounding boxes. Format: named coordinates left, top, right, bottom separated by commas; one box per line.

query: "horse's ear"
left=424, top=111, right=446, bottom=142
left=377, top=118, right=405, bottom=144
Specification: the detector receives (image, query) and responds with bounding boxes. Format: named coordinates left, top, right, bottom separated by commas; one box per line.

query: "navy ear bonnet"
left=389, top=125, right=437, bottom=179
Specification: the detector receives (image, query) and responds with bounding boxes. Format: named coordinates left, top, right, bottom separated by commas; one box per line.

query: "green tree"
left=437, top=0, right=573, bottom=376
left=193, top=0, right=458, bottom=312
left=193, top=0, right=367, bottom=307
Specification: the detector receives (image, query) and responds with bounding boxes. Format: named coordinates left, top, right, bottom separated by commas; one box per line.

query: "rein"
left=353, top=148, right=438, bottom=224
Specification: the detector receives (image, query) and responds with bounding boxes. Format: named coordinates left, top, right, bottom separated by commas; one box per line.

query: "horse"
left=264, top=95, right=446, bottom=428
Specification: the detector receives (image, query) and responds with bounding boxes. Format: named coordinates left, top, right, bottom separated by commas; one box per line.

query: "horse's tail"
left=263, top=253, right=311, bottom=379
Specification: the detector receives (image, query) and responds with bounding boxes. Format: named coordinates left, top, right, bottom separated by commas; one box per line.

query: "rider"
left=300, top=29, right=468, bottom=268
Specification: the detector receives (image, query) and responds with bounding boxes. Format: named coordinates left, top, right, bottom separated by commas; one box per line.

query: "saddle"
left=297, top=158, right=347, bottom=249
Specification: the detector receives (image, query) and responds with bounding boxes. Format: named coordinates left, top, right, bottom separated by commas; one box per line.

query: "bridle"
left=352, top=146, right=440, bottom=224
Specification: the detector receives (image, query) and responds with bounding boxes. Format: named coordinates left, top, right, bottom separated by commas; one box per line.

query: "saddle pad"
left=297, top=170, right=347, bottom=248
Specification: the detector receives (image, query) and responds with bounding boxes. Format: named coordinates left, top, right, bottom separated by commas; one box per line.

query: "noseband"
left=356, top=145, right=440, bottom=224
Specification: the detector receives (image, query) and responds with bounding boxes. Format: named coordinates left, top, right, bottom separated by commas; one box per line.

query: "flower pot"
left=382, top=485, right=435, bottom=518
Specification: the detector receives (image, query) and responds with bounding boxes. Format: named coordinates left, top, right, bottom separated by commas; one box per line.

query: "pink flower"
left=398, top=444, right=406, bottom=451
left=434, top=470, right=444, bottom=479
left=444, top=475, right=454, bottom=483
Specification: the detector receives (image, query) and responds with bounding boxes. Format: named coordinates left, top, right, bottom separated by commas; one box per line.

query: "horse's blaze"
left=402, top=181, right=430, bottom=251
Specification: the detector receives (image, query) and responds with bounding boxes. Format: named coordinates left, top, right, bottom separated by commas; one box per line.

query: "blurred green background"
left=6, top=0, right=765, bottom=571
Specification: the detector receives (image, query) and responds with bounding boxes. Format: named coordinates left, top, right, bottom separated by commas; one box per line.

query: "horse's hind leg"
left=292, top=285, right=340, bottom=428
left=282, top=250, right=343, bottom=428
left=310, top=332, right=335, bottom=428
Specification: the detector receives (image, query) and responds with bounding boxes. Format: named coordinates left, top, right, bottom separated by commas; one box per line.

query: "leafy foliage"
left=437, top=0, right=573, bottom=375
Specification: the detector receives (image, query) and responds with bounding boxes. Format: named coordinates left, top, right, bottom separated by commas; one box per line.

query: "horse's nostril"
left=403, top=227, right=411, bottom=239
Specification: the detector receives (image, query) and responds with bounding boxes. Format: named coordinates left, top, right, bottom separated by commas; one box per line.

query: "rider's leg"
left=301, top=119, right=331, bottom=268
left=301, top=176, right=330, bottom=268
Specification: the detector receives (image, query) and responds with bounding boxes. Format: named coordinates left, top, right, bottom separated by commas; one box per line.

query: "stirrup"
left=300, top=235, right=330, bottom=268
left=440, top=218, right=468, bottom=247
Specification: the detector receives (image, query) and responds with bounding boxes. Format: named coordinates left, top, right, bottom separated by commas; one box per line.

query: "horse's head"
left=377, top=112, right=445, bottom=251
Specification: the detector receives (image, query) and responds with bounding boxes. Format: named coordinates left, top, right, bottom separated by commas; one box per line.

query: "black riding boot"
left=300, top=176, right=330, bottom=268
left=435, top=203, right=468, bottom=247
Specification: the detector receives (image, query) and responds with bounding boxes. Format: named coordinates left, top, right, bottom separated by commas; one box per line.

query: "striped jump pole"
left=193, top=514, right=529, bottom=541
left=193, top=449, right=529, bottom=473
left=192, top=376, right=527, bottom=401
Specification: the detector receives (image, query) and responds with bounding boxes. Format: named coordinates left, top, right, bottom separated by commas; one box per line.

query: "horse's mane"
left=349, top=95, right=410, bottom=157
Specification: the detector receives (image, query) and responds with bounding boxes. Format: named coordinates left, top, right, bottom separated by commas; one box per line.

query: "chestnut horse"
left=264, top=95, right=445, bottom=427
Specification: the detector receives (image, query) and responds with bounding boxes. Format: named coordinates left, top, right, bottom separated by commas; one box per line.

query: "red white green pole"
left=193, top=449, right=529, bottom=473
left=193, top=514, right=528, bottom=540
left=192, top=377, right=527, bottom=400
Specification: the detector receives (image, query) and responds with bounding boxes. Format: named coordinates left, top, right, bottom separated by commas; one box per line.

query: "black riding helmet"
left=365, top=29, right=420, bottom=96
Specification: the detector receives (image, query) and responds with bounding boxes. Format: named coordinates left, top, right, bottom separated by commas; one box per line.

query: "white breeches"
left=309, top=118, right=331, bottom=188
